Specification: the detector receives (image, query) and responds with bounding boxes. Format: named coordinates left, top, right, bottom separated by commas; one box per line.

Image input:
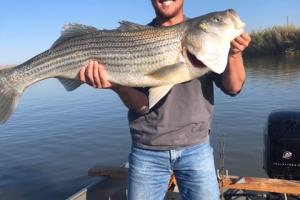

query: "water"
left=0, top=56, right=300, bottom=199
left=212, top=55, right=300, bottom=177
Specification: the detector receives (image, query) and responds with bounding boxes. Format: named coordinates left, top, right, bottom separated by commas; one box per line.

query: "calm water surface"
left=0, top=56, right=299, bottom=199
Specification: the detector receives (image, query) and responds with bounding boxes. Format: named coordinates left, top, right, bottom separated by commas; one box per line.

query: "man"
left=80, top=0, right=251, bottom=199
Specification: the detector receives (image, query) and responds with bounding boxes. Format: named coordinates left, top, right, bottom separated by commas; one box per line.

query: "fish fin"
left=58, top=78, right=82, bottom=91
left=148, top=85, right=173, bottom=109
left=195, top=44, right=230, bottom=74
left=0, top=67, right=22, bottom=124
left=51, top=23, right=98, bottom=48
left=118, top=21, right=149, bottom=31
left=147, top=62, right=191, bottom=83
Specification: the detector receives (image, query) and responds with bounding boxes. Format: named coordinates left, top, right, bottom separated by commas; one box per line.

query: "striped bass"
left=0, top=9, right=245, bottom=124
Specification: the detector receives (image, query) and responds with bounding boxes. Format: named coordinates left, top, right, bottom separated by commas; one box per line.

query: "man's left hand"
left=230, top=32, right=251, bottom=56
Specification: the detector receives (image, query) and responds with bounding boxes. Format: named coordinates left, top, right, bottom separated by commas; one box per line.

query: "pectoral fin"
left=58, top=78, right=82, bottom=91
left=148, top=62, right=191, bottom=83
left=149, top=84, right=174, bottom=109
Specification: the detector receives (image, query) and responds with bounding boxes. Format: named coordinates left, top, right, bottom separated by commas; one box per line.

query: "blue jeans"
left=128, top=140, right=220, bottom=200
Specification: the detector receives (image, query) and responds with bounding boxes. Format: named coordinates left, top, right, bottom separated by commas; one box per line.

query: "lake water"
left=0, top=56, right=300, bottom=200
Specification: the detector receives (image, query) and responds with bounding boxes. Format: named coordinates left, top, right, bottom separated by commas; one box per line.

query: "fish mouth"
left=227, top=9, right=246, bottom=30
left=185, top=49, right=206, bottom=69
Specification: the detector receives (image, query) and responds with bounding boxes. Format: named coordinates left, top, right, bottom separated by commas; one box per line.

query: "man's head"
left=151, top=0, right=184, bottom=24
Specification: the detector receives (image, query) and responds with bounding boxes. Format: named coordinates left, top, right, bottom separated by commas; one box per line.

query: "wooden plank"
left=88, top=166, right=128, bottom=178
left=221, top=175, right=300, bottom=195
left=88, top=166, right=300, bottom=196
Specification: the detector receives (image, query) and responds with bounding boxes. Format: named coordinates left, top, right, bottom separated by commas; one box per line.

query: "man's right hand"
left=79, top=60, right=114, bottom=89
left=79, top=60, right=149, bottom=113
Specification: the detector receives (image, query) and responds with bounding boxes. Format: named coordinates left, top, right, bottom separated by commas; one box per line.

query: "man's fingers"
left=98, top=63, right=111, bottom=88
left=98, top=63, right=105, bottom=88
left=234, top=36, right=249, bottom=48
left=241, top=32, right=251, bottom=43
left=79, top=66, right=86, bottom=83
left=237, top=33, right=251, bottom=46
left=230, top=32, right=251, bottom=55
left=86, top=60, right=95, bottom=87
left=233, top=33, right=251, bottom=48
left=93, top=61, right=102, bottom=88
left=79, top=60, right=112, bottom=89
left=231, top=40, right=244, bottom=52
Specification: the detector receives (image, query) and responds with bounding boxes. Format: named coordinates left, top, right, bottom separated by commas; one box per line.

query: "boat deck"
left=68, top=177, right=300, bottom=200
left=67, top=165, right=300, bottom=200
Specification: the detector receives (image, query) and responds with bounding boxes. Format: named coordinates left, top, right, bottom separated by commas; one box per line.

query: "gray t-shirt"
left=128, top=72, right=233, bottom=150
left=127, top=18, right=236, bottom=150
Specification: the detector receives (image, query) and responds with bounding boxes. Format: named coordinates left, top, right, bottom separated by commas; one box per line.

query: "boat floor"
left=68, top=177, right=182, bottom=200
left=68, top=165, right=300, bottom=200
left=68, top=177, right=300, bottom=200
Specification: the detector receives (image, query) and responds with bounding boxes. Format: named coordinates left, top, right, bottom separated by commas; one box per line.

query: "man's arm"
left=221, top=32, right=251, bottom=94
left=79, top=60, right=149, bottom=113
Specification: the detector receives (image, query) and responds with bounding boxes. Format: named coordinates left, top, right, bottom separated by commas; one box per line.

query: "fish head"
left=200, top=9, right=245, bottom=41
left=183, top=9, right=245, bottom=74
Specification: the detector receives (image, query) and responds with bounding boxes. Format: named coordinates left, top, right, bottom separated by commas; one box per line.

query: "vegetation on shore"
left=244, top=25, right=300, bottom=56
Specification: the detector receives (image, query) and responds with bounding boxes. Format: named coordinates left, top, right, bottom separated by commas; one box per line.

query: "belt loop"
left=169, top=149, right=176, bottom=161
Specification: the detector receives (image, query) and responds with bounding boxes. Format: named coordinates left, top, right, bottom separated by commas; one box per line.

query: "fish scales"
left=20, top=26, right=183, bottom=85
left=0, top=9, right=246, bottom=123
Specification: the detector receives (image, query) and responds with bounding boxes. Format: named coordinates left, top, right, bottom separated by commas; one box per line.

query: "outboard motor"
left=263, top=110, right=300, bottom=180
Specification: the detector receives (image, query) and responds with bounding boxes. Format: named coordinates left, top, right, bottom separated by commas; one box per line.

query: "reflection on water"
left=212, top=55, right=300, bottom=177
left=0, top=55, right=300, bottom=199
left=0, top=86, right=131, bottom=199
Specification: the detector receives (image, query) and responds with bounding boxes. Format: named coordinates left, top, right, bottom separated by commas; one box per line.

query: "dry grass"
left=244, top=25, right=300, bottom=56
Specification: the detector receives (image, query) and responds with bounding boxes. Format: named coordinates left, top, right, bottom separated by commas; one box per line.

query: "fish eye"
left=212, top=16, right=222, bottom=23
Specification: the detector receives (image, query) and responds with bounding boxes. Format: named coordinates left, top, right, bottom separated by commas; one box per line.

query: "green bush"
left=244, top=25, right=300, bottom=56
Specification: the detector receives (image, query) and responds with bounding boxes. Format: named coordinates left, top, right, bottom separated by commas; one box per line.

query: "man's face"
left=151, top=0, right=184, bottom=19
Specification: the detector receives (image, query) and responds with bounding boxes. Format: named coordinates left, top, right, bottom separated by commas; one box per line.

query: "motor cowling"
left=263, top=110, right=300, bottom=180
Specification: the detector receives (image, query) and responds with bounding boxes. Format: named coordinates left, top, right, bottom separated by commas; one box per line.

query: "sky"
left=0, top=0, right=299, bottom=64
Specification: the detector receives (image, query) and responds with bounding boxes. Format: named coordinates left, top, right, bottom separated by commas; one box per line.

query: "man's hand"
left=79, top=60, right=148, bottom=113
left=79, top=60, right=115, bottom=89
left=221, top=32, right=250, bottom=95
left=230, top=32, right=251, bottom=57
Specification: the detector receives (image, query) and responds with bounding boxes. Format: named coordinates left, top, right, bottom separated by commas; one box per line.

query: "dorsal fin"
left=51, top=23, right=98, bottom=48
left=118, top=20, right=150, bottom=31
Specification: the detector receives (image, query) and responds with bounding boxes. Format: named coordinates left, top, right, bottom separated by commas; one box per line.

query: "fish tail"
left=0, top=66, right=22, bottom=124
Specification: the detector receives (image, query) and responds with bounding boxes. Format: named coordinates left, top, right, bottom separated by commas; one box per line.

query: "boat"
left=67, top=163, right=182, bottom=200
left=68, top=110, right=300, bottom=200
left=67, top=164, right=300, bottom=200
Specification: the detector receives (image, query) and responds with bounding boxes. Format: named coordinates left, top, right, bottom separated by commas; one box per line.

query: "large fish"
left=0, top=9, right=245, bottom=124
